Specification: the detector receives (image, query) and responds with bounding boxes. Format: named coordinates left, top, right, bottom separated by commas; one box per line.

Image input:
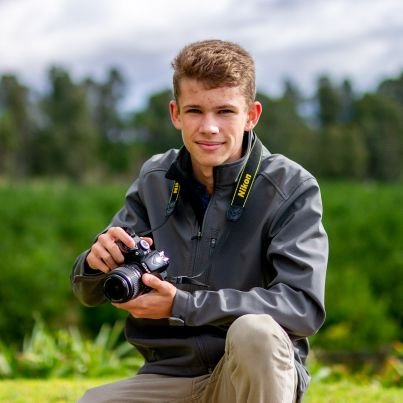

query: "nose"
left=199, top=115, right=219, bottom=135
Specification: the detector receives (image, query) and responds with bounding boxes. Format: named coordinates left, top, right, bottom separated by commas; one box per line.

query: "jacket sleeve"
left=171, top=179, right=328, bottom=338
left=70, top=250, right=108, bottom=307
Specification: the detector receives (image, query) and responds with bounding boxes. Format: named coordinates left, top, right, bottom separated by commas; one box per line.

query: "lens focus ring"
left=103, top=265, right=143, bottom=302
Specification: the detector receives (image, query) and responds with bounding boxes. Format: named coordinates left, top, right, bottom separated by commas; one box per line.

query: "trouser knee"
left=226, top=314, right=294, bottom=367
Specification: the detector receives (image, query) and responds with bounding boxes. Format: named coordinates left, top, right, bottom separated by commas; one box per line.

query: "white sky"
left=1, top=0, right=403, bottom=110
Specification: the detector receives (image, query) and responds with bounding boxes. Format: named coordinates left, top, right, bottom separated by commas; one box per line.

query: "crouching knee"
left=77, top=386, right=107, bottom=403
left=226, top=314, right=294, bottom=368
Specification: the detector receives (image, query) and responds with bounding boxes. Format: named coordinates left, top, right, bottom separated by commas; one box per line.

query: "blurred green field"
left=0, top=378, right=401, bottom=403
left=0, top=180, right=402, bottom=389
left=1, top=180, right=401, bottom=350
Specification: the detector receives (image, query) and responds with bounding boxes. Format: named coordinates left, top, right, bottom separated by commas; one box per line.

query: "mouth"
left=195, top=141, right=224, bottom=151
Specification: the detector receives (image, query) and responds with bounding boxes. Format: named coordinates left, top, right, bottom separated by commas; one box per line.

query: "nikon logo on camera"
left=237, top=173, right=252, bottom=198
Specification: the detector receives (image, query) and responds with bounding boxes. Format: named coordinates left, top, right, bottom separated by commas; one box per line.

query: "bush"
left=0, top=317, right=143, bottom=379
left=0, top=180, right=402, bottom=354
left=312, top=181, right=402, bottom=351
left=0, top=180, right=126, bottom=343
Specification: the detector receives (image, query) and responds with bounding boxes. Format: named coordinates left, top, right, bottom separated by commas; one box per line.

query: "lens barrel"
left=103, top=265, right=143, bottom=303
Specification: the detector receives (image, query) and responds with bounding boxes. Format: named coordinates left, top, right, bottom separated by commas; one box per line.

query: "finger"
left=109, top=227, right=136, bottom=248
left=108, top=227, right=153, bottom=250
left=106, top=242, right=126, bottom=265
left=96, top=233, right=125, bottom=264
left=101, top=254, right=120, bottom=270
left=141, top=237, right=153, bottom=247
left=142, top=273, right=167, bottom=292
left=112, top=297, right=149, bottom=317
left=89, top=243, right=120, bottom=270
left=87, top=254, right=111, bottom=273
left=112, top=299, right=144, bottom=316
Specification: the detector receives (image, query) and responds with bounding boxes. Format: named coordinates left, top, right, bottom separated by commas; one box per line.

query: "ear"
left=169, top=100, right=182, bottom=130
left=245, top=101, right=262, bottom=131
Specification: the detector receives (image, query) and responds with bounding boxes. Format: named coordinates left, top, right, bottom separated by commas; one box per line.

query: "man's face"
left=169, top=78, right=261, bottom=180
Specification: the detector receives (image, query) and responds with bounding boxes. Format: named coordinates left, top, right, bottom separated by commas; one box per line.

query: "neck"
left=193, top=166, right=214, bottom=195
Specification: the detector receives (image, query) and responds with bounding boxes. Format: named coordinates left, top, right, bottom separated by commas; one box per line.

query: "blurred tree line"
left=1, top=66, right=403, bottom=181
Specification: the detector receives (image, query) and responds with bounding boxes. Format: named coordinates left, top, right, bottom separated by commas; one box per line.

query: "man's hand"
left=86, top=226, right=152, bottom=273
left=113, top=274, right=177, bottom=319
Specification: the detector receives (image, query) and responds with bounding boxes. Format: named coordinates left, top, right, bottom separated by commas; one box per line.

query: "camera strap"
left=165, top=132, right=263, bottom=223
left=168, top=274, right=209, bottom=288
left=166, top=180, right=181, bottom=216
left=226, top=133, right=263, bottom=222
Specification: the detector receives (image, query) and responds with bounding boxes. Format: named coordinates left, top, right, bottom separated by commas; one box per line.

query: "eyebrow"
left=182, top=104, right=202, bottom=109
left=215, top=104, right=238, bottom=110
left=182, top=103, right=239, bottom=110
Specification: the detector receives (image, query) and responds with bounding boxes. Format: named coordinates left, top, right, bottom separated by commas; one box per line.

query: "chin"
left=207, top=157, right=227, bottom=167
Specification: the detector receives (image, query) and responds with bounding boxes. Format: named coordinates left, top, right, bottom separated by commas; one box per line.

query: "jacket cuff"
left=170, top=289, right=190, bottom=325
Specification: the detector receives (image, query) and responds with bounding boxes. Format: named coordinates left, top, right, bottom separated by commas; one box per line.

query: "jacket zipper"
left=190, top=224, right=202, bottom=282
left=191, top=195, right=218, bottom=287
left=191, top=231, right=202, bottom=241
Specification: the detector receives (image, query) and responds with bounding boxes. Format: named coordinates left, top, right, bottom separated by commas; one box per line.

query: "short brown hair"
left=171, top=39, right=256, bottom=105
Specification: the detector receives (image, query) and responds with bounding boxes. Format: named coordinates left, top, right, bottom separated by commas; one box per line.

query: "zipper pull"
left=191, top=231, right=202, bottom=240
left=210, top=238, right=217, bottom=248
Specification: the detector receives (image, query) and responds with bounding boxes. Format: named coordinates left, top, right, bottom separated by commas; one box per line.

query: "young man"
left=72, top=39, right=328, bottom=403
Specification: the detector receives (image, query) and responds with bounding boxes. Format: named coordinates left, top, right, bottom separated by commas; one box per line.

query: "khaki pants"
left=78, top=314, right=298, bottom=403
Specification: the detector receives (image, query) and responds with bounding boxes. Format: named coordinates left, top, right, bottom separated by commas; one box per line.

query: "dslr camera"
left=103, top=231, right=170, bottom=303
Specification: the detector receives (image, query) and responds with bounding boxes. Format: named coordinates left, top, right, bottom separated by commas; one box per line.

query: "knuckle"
left=102, top=254, right=112, bottom=263
left=97, top=235, right=108, bottom=245
left=110, top=226, right=123, bottom=236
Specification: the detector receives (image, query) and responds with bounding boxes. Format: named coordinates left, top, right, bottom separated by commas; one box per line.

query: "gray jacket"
left=71, top=134, right=328, bottom=398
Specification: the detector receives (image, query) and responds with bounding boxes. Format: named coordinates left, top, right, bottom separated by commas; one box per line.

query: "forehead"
left=177, top=78, right=247, bottom=107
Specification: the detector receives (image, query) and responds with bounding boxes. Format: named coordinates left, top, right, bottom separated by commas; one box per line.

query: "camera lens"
left=103, top=265, right=143, bottom=302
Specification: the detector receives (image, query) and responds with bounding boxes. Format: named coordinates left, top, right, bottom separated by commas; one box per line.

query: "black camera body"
left=103, top=232, right=170, bottom=303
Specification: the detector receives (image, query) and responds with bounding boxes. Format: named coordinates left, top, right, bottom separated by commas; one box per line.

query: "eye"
left=218, top=109, right=235, bottom=114
left=185, top=108, right=202, bottom=114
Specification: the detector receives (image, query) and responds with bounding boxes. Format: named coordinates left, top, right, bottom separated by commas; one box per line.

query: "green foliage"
left=2, top=68, right=403, bottom=182
left=308, top=345, right=402, bottom=388
left=32, top=67, right=100, bottom=180
left=0, top=75, right=32, bottom=178
left=133, top=89, right=182, bottom=154
left=377, top=342, right=403, bottom=388
left=315, top=126, right=368, bottom=179
left=312, top=182, right=403, bottom=351
left=378, top=71, right=403, bottom=106
left=256, top=90, right=317, bottom=168
left=353, top=94, right=403, bottom=181
left=316, top=76, right=342, bottom=126
left=0, top=181, right=127, bottom=343
left=0, top=319, right=401, bottom=395
left=0, top=317, right=143, bottom=379
left=0, top=181, right=402, bottom=358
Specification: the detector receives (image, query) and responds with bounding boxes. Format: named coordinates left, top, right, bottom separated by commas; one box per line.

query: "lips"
left=196, top=141, right=224, bottom=151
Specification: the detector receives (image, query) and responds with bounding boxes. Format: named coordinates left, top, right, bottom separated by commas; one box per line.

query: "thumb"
left=142, top=273, right=163, bottom=289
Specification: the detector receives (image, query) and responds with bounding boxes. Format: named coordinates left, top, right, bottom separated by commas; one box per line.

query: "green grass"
left=0, top=379, right=401, bottom=402
left=0, top=378, right=114, bottom=403
left=305, top=381, right=402, bottom=402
